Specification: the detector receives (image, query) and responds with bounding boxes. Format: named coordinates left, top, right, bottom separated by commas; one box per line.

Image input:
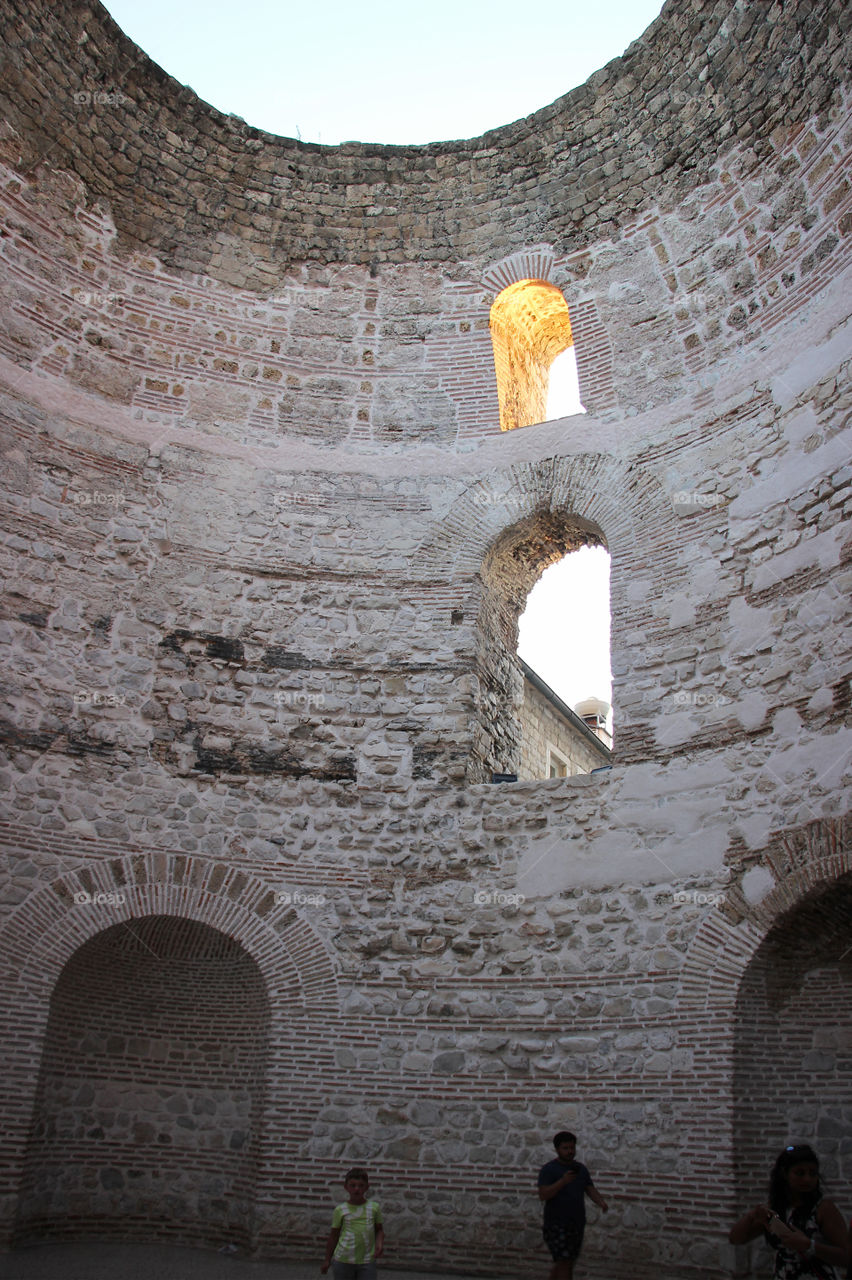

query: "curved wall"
left=0, top=1, right=850, bottom=1277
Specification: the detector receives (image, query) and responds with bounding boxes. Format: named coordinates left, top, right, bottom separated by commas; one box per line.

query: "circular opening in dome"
left=102, top=0, right=664, bottom=146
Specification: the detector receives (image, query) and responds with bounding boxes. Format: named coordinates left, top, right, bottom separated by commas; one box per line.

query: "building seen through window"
left=517, top=545, right=612, bottom=779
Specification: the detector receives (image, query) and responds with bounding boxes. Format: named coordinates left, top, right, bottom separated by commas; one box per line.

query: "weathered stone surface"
left=0, top=2, right=850, bottom=1278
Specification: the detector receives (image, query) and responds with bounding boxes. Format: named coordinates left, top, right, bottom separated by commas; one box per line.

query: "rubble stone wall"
left=0, top=0, right=850, bottom=1277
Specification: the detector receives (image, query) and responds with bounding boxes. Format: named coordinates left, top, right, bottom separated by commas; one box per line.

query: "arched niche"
left=732, top=876, right=852, bottom=1222
left=14, top=915, right=271, bottom=1250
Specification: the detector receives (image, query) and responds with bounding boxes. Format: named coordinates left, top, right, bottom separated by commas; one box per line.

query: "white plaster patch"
left=734, top=812, right=775, bottom=851
left=773, top=706, right=804, bottom=738
left=728, top=428, right=851, bottom=523
left=784, top=407, right=822, bottom=447
left=771, top=308, right=852, bottom=407
left=741, top=864, right=776, bottom=904
left=626, top=576, right=655, bottom=603
left=751, top=524, right=847, bottom=594
left=687, top=558, right=727, bottom=604
left=668, top=593, right=696, bottom=627
left=616, top=756, right=732, bottom=801
left=517, top=794, right=731, bottom=894
left=734, top=691, right=770, bottom=732
left=654, top=710, right=701, bottom=748
left=807, top=686, right=834, bottom=714
left=761, top=726, right=852, bottom=792
left=727, top=594, right=776, bottom=656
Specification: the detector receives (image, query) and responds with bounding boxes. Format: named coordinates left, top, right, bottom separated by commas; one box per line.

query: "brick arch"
left=420, top=452, right=675, bottom=582
left=676, top=815, right=852, bottom=1015
left=0, top=852, right=339, bottom=1247
left=0, top=851, right=339, bottom=1012
left=420, top=453, right=676, bottom=779
left=482, top=246, right=559, bottom=297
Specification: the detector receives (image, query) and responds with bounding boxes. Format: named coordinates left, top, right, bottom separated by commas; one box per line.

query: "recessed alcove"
left=733, top=878, right=852, bottom=1206
left=14, top=917, right=270, bottom=1250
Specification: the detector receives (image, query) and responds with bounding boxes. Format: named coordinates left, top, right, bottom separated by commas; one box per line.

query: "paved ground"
left=0, top=1243, right=496, bottom=1280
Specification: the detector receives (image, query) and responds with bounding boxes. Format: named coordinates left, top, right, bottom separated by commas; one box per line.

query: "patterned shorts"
left=542, top=1220, right=585, bottom=1262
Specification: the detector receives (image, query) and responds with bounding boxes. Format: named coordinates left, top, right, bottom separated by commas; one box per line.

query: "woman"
left=729, top=1144, right=850, bottom=1278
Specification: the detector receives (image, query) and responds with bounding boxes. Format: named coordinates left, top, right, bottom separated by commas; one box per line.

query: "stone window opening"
left=490, top=279, right=584, bottom=431
left=476, top=513, right=611, bottom=782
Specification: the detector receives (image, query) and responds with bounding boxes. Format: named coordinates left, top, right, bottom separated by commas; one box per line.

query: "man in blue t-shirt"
left=537, top=1131, right=609, bottom=1279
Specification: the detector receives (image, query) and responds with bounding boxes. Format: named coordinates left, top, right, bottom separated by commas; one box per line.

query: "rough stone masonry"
left=0, top=1, right=850, bottom=1277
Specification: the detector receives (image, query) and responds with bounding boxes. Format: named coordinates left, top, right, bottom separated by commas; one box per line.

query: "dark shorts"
left=542, top=1220, right=585, bottom=1262
left=331, top=1263, right=377, bottom=1280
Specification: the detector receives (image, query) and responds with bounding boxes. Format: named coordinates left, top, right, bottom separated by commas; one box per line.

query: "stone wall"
left=0, top=0, right=847, bottom=281
left=0, top=0, right=850, bottom=1277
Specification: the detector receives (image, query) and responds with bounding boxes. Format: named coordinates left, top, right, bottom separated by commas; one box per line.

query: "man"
left=537, top=1131, right=609, bottom=1279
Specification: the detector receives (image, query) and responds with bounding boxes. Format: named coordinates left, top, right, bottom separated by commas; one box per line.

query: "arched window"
left=490, top=279, right=583, bottom=431
left=475, top=511, right=610, bottom=783
left=517, top=546, right=612, bottom=779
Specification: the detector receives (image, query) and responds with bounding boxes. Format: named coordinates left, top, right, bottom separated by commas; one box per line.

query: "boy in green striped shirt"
left=321, top=1167, right=384, bottom=1279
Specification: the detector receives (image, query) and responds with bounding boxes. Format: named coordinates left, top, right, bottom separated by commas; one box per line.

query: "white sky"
left=101, top=0, right=663, bottom=147
left=101, top=0, right=650, bottom=708
left=518, top=547, right=612, bottom=713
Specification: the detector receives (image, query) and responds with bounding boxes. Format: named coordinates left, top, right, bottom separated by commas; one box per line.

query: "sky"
left=518, top=547, right=612, bottom=714
left=99, top=0, right=657, bottom=710
left=101, top=0, right=664, bottom=147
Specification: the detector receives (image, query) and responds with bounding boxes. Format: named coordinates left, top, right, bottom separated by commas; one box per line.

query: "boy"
left=321, top=1167, right=384, bottom=1279
left=538, top=1131, right=608, bottom=1280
